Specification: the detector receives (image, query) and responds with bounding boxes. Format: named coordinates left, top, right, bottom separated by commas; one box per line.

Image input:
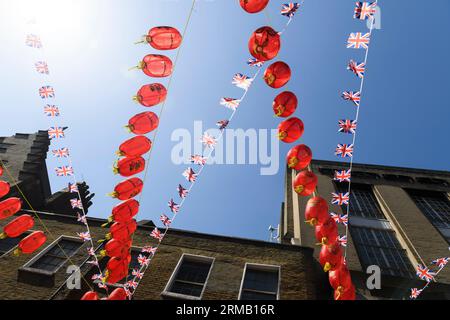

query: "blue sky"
left=0, top=0, right=449, bottom=241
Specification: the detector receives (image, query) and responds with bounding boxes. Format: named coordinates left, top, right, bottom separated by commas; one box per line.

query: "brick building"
left=282, top=160, right=450, bottom=299
left=0, top=131, right=330, bottom=300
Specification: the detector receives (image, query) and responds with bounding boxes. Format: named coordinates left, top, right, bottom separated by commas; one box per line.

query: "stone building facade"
left=282, top=159, right=450, bottom=299
left=0, top=131, right=329, bottom=300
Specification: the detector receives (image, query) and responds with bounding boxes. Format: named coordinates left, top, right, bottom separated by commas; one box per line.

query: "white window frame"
left=238, top=263, right=281, bottom=300
left=161, top=253, right=215, bottom=300
left=22, top=235, right=83, bottom=275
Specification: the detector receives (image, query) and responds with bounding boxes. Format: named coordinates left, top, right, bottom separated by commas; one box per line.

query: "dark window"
left=407, top=190, right=450, bottom=242
left=168, top=257, right=213, bottom=298
left=336, top=183, right=386, bottom=219
left=29, top=238, right=82, bottom=272
left=0, top=233, right=29, bottom=256
left=240, top=266, right=279, bottom=300
left=350, top=226, right=414, bottom=278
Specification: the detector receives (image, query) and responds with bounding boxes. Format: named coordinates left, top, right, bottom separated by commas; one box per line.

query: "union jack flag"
left=52, top=147, right=70, bottom=158
left=160, top=214, right=172, bottom=227
left=416, top=265, right=436, bottom=282
left=68, top=182, right=79, bottom=193
left=132, top=268, right=144, bottom=279
left=87, top=247, right=95, bottom=256
left=177, top=184, right=189, bottom=198
left=354, top=2, right=377, bottom=20
left=183, top=167, right=197, bottom=183
left=410, top=288, right=422, bottom=299
left=342, top=91, right=361, bottom=106
left=232, top=73, right=253, bottom=90
left=70, top=198, right=83, bottom=209
left=247, top=57, right=264, bottom=67
left=331, top=192, right=350, bottom=205
left=432, top=257, right=449, bottom=269
left=334, top=169, right=352, bottom=182
left=335, top=144, right=354, bottom=158
left=137, top=254, right=150, bottom=266
left=201, top=132, right=217, bottom=148
left=126, top=280, right=138, bottom=289
left=92, top=273, right=103, bottom=281
left=48, top=127, right=65, bottom=139
left=25, top=34, right=42, bottom=48
left=220, top=97, right=241, bottom=111
left=330, top=213, right=349, bottom=226
left=347, top=60, right=365, bottom=78
left=347, top=32, right=370, bottom=49
left=281, top=3, right=300, bottom=18
left=338, top=119, right=357, bottom=134
left=191, top=155, right=207, bottom=166
left=142, top=246, right=157, bottom=255
left=150, top=228, right=164, bottom=241
left=35, top=61, right=49, bottom=74
left=216, top=120, right=229, bottom=130
left=337, top=235, right=348, bottom=247
left=87, top=259, right=99, bottom=267
left=39, top=86, right=55, bottom=98
left=77, top=231, right=91, bottom=241
left=168, top=199, right=179, bottom=213
left=55, top=166, right=74, bottom=176
left=44, top=105, right=60, bottom=116
left=77, top=213, right=87, bottom=225
left=97, top=282, right=107, bottom=289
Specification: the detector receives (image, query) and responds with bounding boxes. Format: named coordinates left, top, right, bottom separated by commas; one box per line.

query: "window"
left=239, top=264, right=280, bottom=300
left=0, top=233, right=29, bottom=256
left=163, top=254, right=214, bottom=299
left=407, top=190, right=450, bottom=243
left=26, top=237, right=82, bottom=273
left=336, top=183, right=386, bottom=219
left=350, top=226, right=414, bottom=278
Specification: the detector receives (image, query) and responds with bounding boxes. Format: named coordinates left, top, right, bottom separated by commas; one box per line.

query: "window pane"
left=242, top=268, right=279, bottom=293
left=350, top=226, right=414, bottom=278
left=176, top=260, right=211, bottom=284
left=408, top=190, right=450, bottom=230
left=171, top=281, right=204, bottom=297
left=29, top=238, right=82, bottom=272
left=241, top=291, right=277, bottom=300
left=336, top=183, right=386, bottom=219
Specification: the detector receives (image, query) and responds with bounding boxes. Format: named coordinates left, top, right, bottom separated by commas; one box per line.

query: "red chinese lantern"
left=273, top=91, right=298, bottom=117
left=329, top=263, right=353, bottom=291
left=110, top=199, right=140, bottom=223
left=0, top=181, right=10, bottom=198
left=263, top=61, right=291, bottom=88
left=293, top=171, right=317, bottom=196
left=0, top=165, right=3, bottom=176
left=105, top=256, right=130, bottom=284
left=286, top=144, right=312, bottom=170
left=108, top=288, right=128, bottom=300
left=134, top=83, right=167, bottom=107
left=100, top=239, right=131, bottom=258
left=14, top=231, right=46, bottom=255
left=278, top=117, right=304, bottom=143
left=334, top=284, right=356, bottom=300
left=239, top=0, right=269, bottom=13
left=0, top=214, right=34, bottom=239
left=110, top=178, right=144, bottom=201
left=319, top=242, right=343, bottom=272
left=145, top=26, right=182, bottom=50
left=106, top=219, right=137, bottom=241
left=118, top=136, right=152, bottom=157
left=248, top=26, right=281, bottom=61
left=0, top=197, right=22, bottom=220
left=139, top=54, right=173, bottom=77
left=81, top=291, right=99, bottom=300
left=315, top=217, right=338, bottom=245
left=126, top=112, right=159, bottom=135
left=113, top=156, right=145, bottom=177
left=304, top=197, right=329, bottom=226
